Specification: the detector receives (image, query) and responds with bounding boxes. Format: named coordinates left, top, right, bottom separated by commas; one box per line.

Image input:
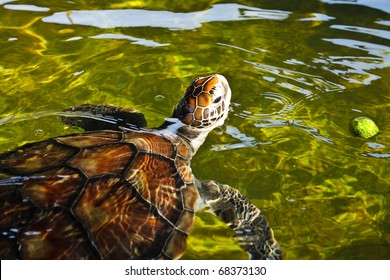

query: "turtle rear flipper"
left=198, top=180, right=282, bottom=260
left=62, top=104, right=147, bottom=131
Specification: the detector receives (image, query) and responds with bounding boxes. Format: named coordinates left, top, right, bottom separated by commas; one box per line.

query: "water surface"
left=0, top=0, right=389, bottom=259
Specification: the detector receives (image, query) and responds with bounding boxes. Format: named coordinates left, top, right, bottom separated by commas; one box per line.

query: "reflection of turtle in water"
left=0, top=74, right=281, bottom=260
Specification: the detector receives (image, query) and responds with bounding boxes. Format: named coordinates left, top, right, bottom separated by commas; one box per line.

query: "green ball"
left=350, top=116, right=379, bottom=139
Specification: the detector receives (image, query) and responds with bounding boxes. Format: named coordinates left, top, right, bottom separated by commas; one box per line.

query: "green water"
left=0, top=0, right=389, bottom=259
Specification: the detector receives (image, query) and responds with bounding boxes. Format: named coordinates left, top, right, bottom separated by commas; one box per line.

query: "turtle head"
left=173, top=74, right=232, bottom=130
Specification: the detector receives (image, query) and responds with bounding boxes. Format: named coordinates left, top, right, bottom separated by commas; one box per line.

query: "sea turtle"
left=0, top=74, right=281, bottom=260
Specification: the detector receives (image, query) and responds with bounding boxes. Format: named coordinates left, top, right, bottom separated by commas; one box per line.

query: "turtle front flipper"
left=197, top=180, right=282, bottom=260
left=62, top=104, right=147, bottom=131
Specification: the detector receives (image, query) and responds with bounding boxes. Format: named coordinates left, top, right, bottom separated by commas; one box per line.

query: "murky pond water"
left=0, top=0, right=389, bottom=259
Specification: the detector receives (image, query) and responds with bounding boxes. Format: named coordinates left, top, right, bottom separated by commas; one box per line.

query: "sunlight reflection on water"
left=42, top=4, right=290, bottom=30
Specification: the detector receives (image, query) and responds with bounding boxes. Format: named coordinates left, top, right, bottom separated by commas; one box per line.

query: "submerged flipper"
left=62, top=104, right=147, bottom=131
left=198, top=180, right=282, bottom=260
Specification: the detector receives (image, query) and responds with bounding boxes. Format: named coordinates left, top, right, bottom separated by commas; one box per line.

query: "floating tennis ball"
left=350, top=116, right=379, bottom=138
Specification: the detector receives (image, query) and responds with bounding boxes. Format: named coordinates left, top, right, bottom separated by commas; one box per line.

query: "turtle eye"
left=182, top=103, right=194, bottom=116
left=213, top=96, right=222, bottom=103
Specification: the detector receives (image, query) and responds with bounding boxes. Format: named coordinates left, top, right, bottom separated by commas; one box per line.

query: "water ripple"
left=298, top=13, right=335, bottom=22
left=4, top=4, right=50, bottom=12
left=42, top=4, right=290, bottom=30
left=363, top=153, right=390, bottom=158
left=317, top=39, right=390, bottom=85
left=376, top=20, right=390, bottom=27
left=331, top=24, right=390, bottom=40
left=322, top=38, right=390, bottom=59
left=246, top=60, right=345, bottom=95
left=89, top=33, right=168, bottom=47
left=0, top=111, right=63, bottom=126
left=211, top=125, right=272, bottom=151
left=253, top=119, right=335, bottom=145
left=235, top=92, right=296, bottom=119
left=320, top=0, right=390, bottom=13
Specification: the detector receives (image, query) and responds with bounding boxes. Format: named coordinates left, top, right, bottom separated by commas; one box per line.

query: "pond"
left=0, top=0, right=389, bottom=259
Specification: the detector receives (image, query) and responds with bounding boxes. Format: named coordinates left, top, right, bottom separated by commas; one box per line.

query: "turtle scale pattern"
left=0, top=129, right=197, bottom=260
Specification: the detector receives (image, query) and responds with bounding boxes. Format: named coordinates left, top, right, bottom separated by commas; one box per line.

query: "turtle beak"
left=211, top=74, right=231, bottom=127
left=220, top=75, right=231, bottom=105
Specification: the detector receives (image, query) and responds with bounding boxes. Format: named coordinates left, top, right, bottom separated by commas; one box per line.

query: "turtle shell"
left=0, top=129, right=197, bottom=259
